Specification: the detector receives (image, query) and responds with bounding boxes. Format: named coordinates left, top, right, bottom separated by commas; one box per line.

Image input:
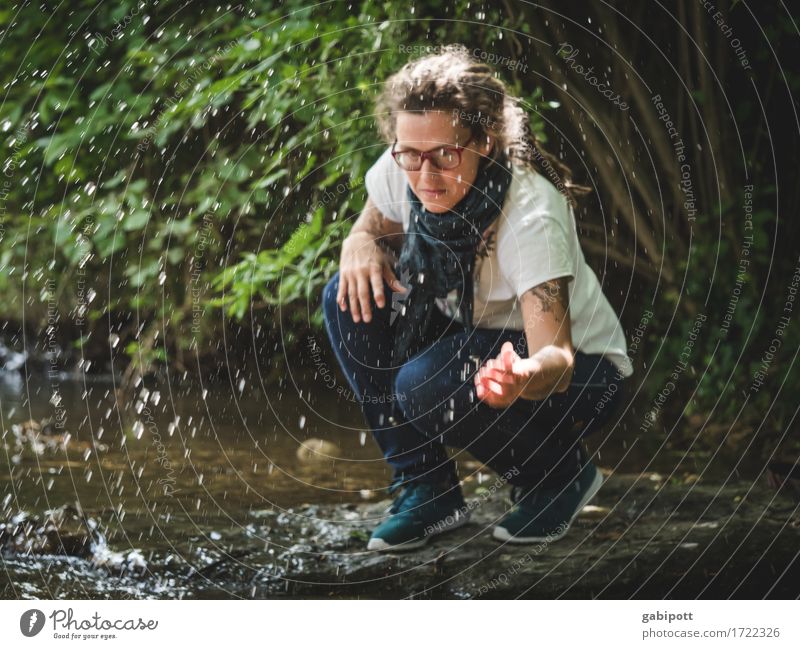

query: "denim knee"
left=393, top=357, right=460, bottom=434
left=392, top=363, right=415, bottom=416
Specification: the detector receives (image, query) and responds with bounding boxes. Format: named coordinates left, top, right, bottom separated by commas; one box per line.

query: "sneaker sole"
left=492, top=467, right=604, bottom=544
left=367, top=510, right=471, bottom=552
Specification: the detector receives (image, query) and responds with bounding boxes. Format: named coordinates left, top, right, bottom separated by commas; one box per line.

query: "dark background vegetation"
left=1, top=1, right=798, bottom=462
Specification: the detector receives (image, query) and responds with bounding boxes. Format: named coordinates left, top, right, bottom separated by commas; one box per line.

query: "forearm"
left=347, top=199, right=403, bottom=253
left=517, top=345, right=574, bottom=401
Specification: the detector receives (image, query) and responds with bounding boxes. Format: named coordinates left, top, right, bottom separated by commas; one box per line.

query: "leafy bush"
left=0, top=0, right=550, bottom=376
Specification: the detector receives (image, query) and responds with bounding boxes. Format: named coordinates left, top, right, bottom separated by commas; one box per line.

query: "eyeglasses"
left=390, top=135, right=475, bottom=171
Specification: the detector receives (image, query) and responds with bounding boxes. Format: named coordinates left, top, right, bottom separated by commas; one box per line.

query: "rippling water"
left=1, top=367, right=397, bottom=597
left=0, top=367, right=757, bottom=599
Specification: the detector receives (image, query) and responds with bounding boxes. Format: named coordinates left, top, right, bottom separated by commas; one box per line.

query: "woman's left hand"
left=474, top=341, right=539, bottom=409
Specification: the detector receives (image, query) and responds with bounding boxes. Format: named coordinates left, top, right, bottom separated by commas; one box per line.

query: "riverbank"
left=3, top=470, right=798, bottom=599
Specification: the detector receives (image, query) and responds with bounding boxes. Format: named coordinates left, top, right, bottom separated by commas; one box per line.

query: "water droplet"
left=132, top=420, right=144, bottom=439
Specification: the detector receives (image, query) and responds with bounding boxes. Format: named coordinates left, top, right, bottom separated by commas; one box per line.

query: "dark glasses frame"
left=390, top=135, right=475, bottom=171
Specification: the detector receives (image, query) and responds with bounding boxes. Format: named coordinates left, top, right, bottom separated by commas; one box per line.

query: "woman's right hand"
left=337, top=232, right=408, bottom=323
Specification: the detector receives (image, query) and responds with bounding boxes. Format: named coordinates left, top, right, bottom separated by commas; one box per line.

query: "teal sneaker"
left=367, top=478, right=469, bottom=551
left=493, top=459, right=604, bottom=543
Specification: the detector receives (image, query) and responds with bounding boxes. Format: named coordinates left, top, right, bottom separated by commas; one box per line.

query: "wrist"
left=516, top=358, right=543, bottom=401
left=345, top=230, right=376, bottom=245
left=518, top=365, right=571, bottom=400
left=342, top=231, right=374, bottom=255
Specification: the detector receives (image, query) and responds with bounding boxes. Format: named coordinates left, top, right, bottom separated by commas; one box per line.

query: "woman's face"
left=394, top=110, right=494, bottom=213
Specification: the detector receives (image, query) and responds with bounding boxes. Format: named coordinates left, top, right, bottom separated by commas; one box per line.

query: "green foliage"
left=0, top=0, right=546, bottom=372
left=211, top=207, right=343, bottom=328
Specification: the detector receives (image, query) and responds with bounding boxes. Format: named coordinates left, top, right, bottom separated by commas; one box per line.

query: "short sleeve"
left=364, top=146, right=406, bottom=224
left=499, top=179, right=576, bottom=298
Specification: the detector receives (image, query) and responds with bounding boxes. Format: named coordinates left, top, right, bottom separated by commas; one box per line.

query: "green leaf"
left=123, top=209, right=150, bottom=231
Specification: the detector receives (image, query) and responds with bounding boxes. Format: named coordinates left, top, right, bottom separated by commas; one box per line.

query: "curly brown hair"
left=375, top=44, right=590, bottom=207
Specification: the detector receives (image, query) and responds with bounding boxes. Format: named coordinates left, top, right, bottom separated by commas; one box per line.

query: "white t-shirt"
left=364, top=145, right=633, bottom=378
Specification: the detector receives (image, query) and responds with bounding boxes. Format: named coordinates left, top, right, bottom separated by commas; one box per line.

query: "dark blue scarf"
left=388, top=150, right=513, bottom=420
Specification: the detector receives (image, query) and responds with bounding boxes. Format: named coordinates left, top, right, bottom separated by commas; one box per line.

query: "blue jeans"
left=321, top=270, right=625, bottom=489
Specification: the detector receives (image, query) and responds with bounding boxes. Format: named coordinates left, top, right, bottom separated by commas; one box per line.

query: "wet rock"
left=0, top=341, right=26, bottom=372
left=10, top=419, right=71, bottom=452
left=0, top=503, right=147, bottom=577
left=90, top=546, right=148, bottom=574
left=0, top=504, right=95, bottom=557
left=6, top=418, right=109, bottom=456
left=295, top=438, right=341, bottom=463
